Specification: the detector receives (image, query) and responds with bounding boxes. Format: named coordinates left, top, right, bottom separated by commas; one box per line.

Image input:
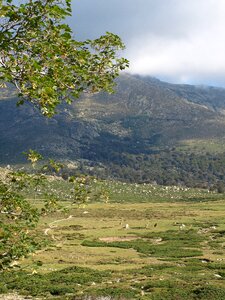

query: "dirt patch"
left=99, top=236, right=139, bottom=243
left=99, top=236, right=163, bottom=244
left=150, top=237, right=163, bottom=244
left=0, top=294, right=40, bottom=300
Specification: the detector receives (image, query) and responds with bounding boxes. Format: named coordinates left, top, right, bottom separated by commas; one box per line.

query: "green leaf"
left=0, top=0, right=128, bottom=116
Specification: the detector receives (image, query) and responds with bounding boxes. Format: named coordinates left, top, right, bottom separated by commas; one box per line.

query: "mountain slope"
left=1, top=74, right=225, bottom=186
left=75, top=74, right=225, bottom=144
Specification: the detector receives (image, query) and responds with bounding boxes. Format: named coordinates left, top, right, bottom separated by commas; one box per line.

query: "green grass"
left=1, top=266, right=110, bottom=297
left=82, top=230, right=203, bottom=258
left=1, top=179, right=225, bottom=299
left=178, top=138, right=225, bottom=154
left=101, top=180, right=224, bottom=203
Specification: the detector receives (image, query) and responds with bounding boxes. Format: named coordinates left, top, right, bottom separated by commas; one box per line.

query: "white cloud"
left=126, top=0, right=225, bottom=86
left=71, top=0, right=225, bottom=87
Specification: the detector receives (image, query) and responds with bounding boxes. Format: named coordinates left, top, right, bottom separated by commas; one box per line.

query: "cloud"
left=70, top=0, right=225, bottom=87
left=127, top=0, right=225, bottom=85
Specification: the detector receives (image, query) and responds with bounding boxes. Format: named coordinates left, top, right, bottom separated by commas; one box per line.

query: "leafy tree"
left=0, top=0, right=128, bottom=270
left=0, top=165, right=44, bottom=270
left=0, top=0, right=129, bottom=116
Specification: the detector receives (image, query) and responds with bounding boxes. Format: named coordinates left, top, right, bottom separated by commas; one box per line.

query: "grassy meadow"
left=1, top=181, right=225, bottom=299
left=178, top=138, right=225, bottom=154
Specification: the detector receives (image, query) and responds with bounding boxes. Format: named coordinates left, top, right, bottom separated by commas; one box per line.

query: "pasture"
left=1, top=181, right=225, bottom=299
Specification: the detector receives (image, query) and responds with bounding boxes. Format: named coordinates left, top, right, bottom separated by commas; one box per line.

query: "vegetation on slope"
left=2, top=74, right=225, bottom=188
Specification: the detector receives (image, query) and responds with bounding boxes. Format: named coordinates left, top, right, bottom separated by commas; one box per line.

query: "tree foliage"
left=0, top=166, right=43, bottom=270
left=0, top=0, right=129, bottom=116
left=0, top=1, right=126, bottom=270
left=0, top=152, right=107, bottom=270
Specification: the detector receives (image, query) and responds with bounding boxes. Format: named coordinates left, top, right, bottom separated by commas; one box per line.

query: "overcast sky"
left=68, top=0, right=225, bottom=87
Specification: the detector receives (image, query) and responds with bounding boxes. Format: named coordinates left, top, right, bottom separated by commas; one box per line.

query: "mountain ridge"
left=1, top=73, right=225, bottom=186
left=2, top=73, right=225, bottom=158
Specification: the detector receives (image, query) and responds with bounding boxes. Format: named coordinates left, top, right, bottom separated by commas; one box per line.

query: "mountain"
left=1, top=73, right=225, bottom=187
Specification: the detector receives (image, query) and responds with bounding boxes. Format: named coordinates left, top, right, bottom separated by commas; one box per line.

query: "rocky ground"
left=0, top=295, right=41, bottom=300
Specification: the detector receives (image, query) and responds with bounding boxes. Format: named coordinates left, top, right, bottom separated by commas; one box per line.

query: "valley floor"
left=1, top=184, right=225, bottom=299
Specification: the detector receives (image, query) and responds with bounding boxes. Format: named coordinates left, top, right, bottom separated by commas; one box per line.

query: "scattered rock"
left=125, top=224, right=129, bottom=229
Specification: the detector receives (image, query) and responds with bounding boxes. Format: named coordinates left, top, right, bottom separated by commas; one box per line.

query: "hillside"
left=1, top=74, right=225, bottom=187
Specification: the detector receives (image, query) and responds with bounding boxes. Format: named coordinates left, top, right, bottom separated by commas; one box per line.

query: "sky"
left=68, top=0, right=225, bottom=87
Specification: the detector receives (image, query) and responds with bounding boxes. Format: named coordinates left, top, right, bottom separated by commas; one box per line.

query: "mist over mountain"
left=1, top=73, right=225, bottom=187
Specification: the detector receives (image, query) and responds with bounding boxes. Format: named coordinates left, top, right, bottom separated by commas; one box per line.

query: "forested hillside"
left=1, top=74, right=225, bottom=188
